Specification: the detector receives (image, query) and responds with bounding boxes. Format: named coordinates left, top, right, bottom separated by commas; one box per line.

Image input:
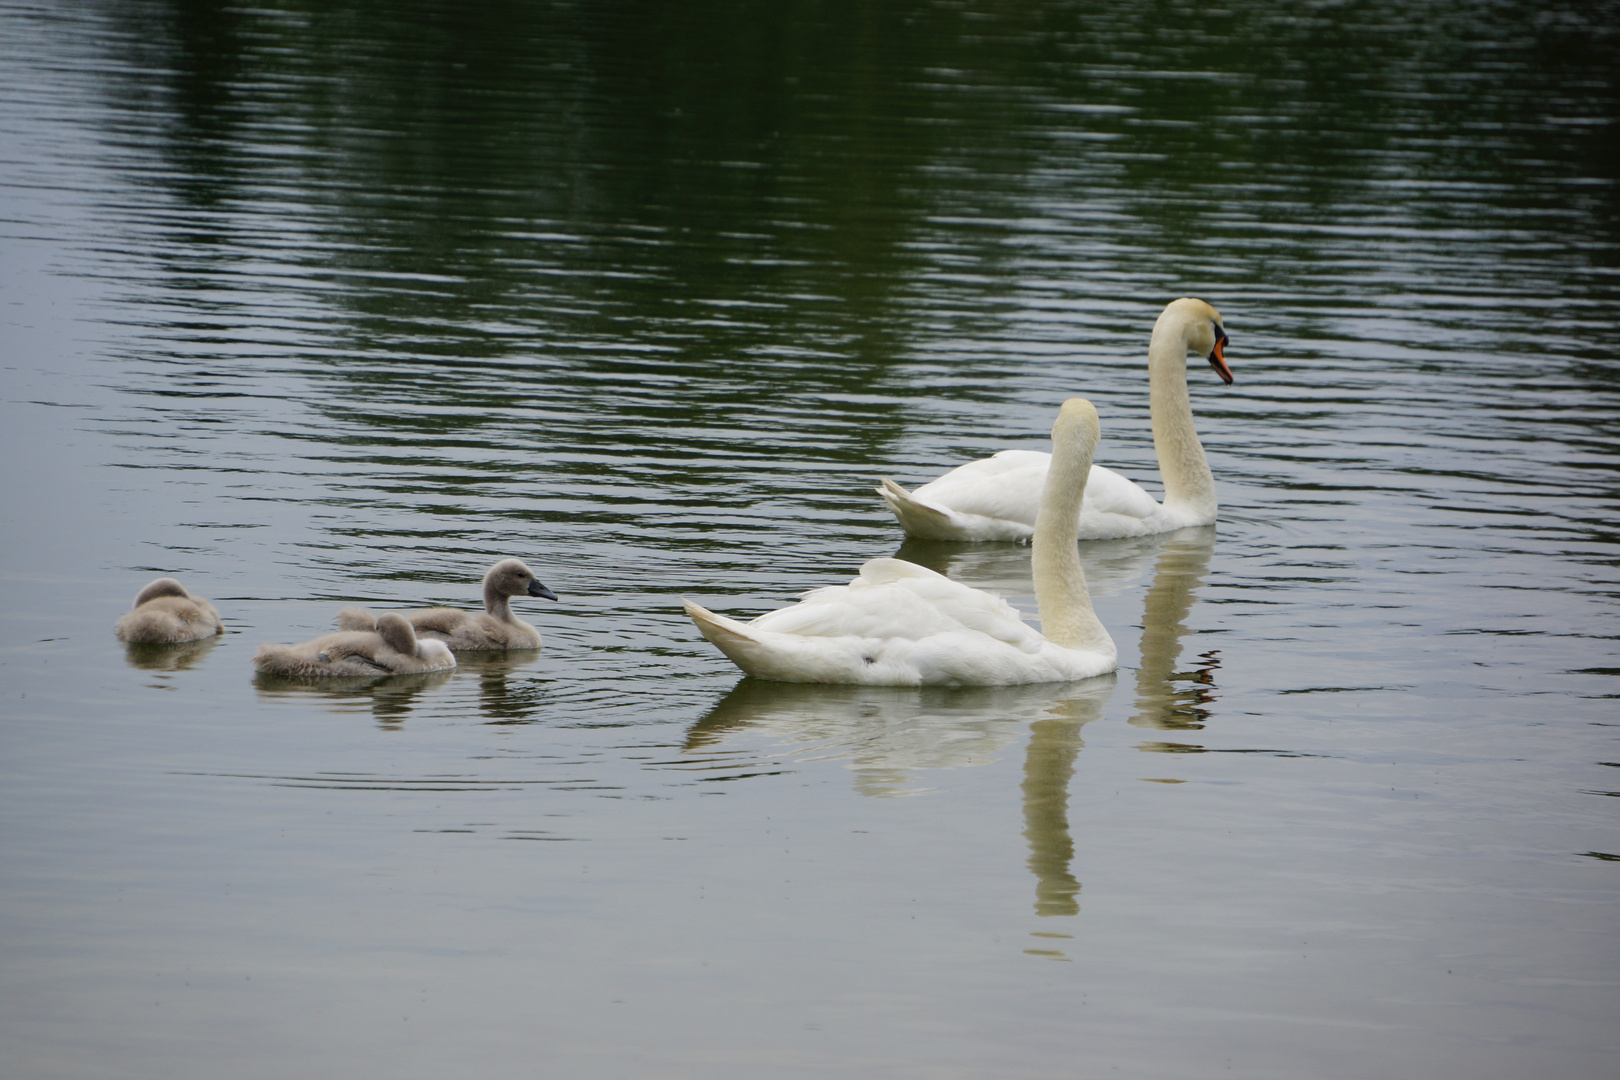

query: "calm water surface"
left=2, top=2, right=1617, bottom=1077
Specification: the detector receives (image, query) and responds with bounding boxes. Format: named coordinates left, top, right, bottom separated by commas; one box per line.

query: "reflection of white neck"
left=1032, top=404, right=1115, bottom=659
left=1149, top=310, right=1217, bottom=519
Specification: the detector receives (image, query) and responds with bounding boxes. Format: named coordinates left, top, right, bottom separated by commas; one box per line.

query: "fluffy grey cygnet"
left=252, top=612, right=456, bottom=677
left=336, top=558, right=557, bottom=650
left=115, top=577, right=225, bottom=644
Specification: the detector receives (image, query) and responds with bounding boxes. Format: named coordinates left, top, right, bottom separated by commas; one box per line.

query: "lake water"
left=2, top=1, right=1617, bottom=1077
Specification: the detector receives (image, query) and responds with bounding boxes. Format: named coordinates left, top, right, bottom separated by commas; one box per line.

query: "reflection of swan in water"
left=1021, top=690, right=1106, bottom=918
left=892, top=532, right=1167, bottom=610
left=451, top=648, right=547, bottom=724
left=685, top=525, right=1222, bottom=920
left=253, top=667, right=455, bottom=727
left=1129, top=527, right=1220, bottom=743
left=685, top=676, right=1115, bottom=799
left=122, top=634, right=223, bottom=672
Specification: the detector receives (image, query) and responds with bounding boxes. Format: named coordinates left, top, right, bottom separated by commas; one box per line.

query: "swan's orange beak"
left=1208, top=329, right=1233, bottom=384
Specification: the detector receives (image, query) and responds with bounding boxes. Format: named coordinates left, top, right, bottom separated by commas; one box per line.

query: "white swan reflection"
left=1129, top=527, right=1220, bottom=742
left=686, top=675, right=1115, bottom=798
left=892, top=531, right=1170, bottom=606
left=683, top=526, right=1221, bottom=917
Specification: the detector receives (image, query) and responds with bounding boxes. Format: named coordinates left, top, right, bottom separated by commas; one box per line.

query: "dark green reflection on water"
left=93, top=0, right=1619, bottom=389
left=69, top=0, right=1620, bottom=578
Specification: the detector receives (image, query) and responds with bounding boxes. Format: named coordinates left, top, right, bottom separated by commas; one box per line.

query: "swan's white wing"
left=748, top=558, right=1036, bottom=647
left=1082, top=464, right=1161, bottom=520
left=855, top=558, right=1043, bottom=651
left=909, top=450, right=1049, bottom=524
left=686, top=559, right=1112, bottom=686
left=908, top=452, right=1161, bottom=532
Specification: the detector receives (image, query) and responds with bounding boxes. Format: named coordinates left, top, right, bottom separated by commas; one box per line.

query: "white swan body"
left=335, top=558, right=557, bottom=650
left=115, top=577, right=224, bottom=643
left=253, top=612, right=456, bottom=677
left=879, top=298, right=1232, bottom=542
left=685, top=398, right=1117, bottom=686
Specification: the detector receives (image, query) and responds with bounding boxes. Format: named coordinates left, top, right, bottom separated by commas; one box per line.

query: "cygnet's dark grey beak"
left=529, top=580, right=559, bottom=601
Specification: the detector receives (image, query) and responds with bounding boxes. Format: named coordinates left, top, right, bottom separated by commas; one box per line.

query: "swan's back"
left=685, top=558, right=1109, bottom=687
left=884, top=458, right=1164, bottom=542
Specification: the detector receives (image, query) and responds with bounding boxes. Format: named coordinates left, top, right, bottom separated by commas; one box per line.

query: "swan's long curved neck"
left=1032, top=409, right=1116, bottom=657
left=1148, top=318, right=1216, bottom=517
left=484, top=580, right=514, bottom=623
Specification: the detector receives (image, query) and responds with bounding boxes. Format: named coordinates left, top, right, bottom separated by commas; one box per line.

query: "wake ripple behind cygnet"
left=252, top=612, right=456, bottom=677
left=115, top=577, right=224, bottom=644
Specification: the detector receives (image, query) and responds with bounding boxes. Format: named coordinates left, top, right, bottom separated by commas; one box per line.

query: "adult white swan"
left=878, top=298, right=1232, bottom=542
left=683, top=398, right=1117, bottom=686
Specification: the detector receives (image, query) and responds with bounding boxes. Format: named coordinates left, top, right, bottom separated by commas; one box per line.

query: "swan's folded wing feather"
left=887, top=577, right=1043, bottom=652
left=911, top=453, right=1160, bottom=529
left=859, top=555, right=1027, bottom=625
left=909, top=450, right=1050, bottom=523
left=1081, top=464, right=1160, bottom=520
left=749, top=581, right=961, bottom=642
left=747, top=557, right=1042, bottom=653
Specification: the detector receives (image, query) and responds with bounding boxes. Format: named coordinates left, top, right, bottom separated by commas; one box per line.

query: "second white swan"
left=684, top=398, right=1118, bottom=686
left=878, top=297, right=1232, bottom=542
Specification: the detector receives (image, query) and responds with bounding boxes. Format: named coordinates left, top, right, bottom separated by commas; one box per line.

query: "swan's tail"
left=875, top=478, right=960, bottom=541
left=334, top=606, right=377, bottom=632
left=683, top=599, right=760, bottom=656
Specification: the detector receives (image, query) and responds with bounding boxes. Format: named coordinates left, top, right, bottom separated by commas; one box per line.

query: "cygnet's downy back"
left=115, top=577, right=225, bottom=644
left=253, top=611, right=456, bottom=677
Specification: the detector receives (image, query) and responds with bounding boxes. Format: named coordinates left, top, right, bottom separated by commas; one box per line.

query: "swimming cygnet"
left=252, top=612, right=456, bottom=677
left=335, top=558, right=558, bottom=650
left=115, top=577, right=225, bottom=644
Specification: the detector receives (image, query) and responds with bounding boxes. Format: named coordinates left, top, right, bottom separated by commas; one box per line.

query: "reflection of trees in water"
left=100, top=0, right=1619, bottom=501
left=253, top=668, right=455, bottom=728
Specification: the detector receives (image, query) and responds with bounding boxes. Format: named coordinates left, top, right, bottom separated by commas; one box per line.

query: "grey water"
left=2, top=1, right=1617, bottom=1077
